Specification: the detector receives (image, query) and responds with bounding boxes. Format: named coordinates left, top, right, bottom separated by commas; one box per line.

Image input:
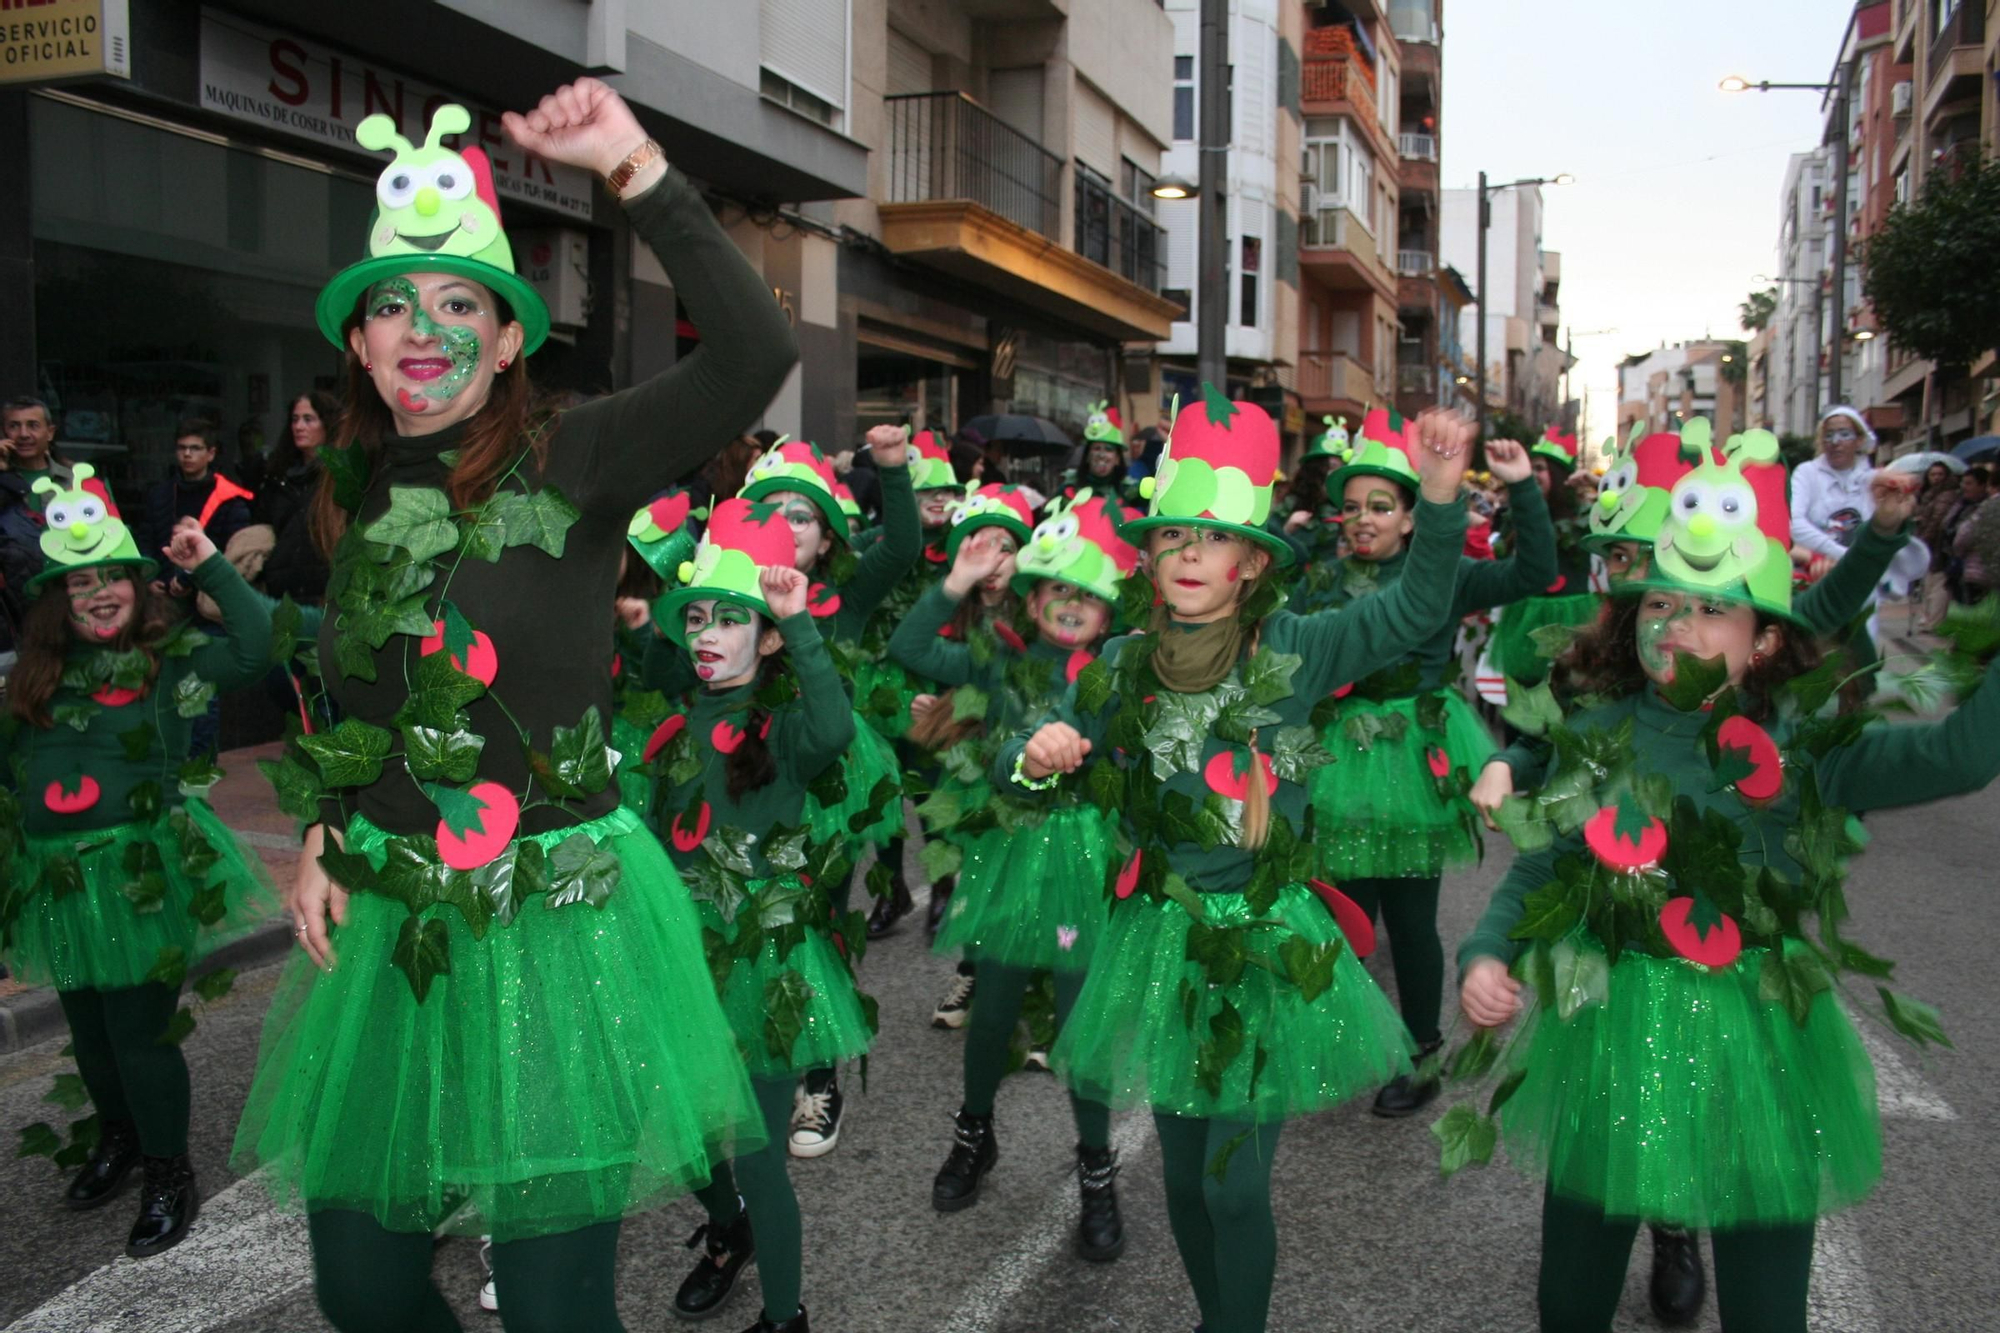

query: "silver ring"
left=294, top=924, right=308, bottom=936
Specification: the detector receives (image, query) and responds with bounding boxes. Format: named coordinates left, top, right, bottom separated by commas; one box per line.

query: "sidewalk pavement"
left=0, top=742, right=301, bottom=1054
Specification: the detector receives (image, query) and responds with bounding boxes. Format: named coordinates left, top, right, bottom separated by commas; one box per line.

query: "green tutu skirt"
left=1491, top=591, right=1602, bottom=686
left=701, top=872, right=875, bottom=1078
left=1310, top=690, right=1493, bottom=881
left=4, top=801, right=277, bottom=990
left=231, top=807, right=763, bottom=1242
left=853, top=658, right=920, bottom=741
left=1498, top=940, right=1880, bottom=1228
left=610, top=714, right=653, bottom=813
left=1053, top=884, right=1412, bottom=1123
left=806, top=719, right=903, bottom=849
left=934, top=805, right=1110, bottom=972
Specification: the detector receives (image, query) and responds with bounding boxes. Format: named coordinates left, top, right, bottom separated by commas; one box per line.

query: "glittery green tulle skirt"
left=611, top=714, right=653, bottom=813
left=1497, top=941, right=1881, bottom=1228
left=853, top=658, right=921, bottom=741
left=1309, top=690, right=1493, bottom=881
left=700, top=872, right=876, bottom=1079
left=806, top=720, right=903, bottom=849
left=933, top=805, right=1111, bottom=972
left=3, top=801, right=278, bottom=990
left=231, top=808, right=762, bottom=1242
left=1490, top=591, right=1602, bottom=686
left=1053, top=884, right=1412, bottom=1123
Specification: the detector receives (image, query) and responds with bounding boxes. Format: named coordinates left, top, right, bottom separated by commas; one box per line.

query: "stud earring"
left=363, top=362, right=373, bottom=372
left=497, top=359, right=510, bottom=371
left=1750, top=652, right=1765, bottom=666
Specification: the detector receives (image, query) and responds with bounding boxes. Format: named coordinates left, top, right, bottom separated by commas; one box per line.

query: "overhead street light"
left=1150, top=175, right=1198, bottom=201
left=1475, top=171, right=1573, bottom=438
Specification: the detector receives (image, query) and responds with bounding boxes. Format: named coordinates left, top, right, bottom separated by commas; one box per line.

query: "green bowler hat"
left=1125, top=384, right=1294, bottom=566
left=316, top=104, right=551, bottom=354
left=654, top=497, right=797, bottom=626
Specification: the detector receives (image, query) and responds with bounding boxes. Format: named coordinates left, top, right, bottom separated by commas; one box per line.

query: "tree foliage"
left=1862, top=152, right=2000, bottom=369
left=1739, top=287, right=1778, bottom=333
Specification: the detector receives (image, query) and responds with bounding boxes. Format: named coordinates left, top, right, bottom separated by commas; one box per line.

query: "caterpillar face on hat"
left=360, top=106, right=503, bottom=262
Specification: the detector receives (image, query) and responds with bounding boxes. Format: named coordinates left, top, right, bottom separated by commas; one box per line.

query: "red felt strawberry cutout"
left=1203, top=749, right=1278, bottom=800
left=1309, top=879, right=1376, bottom=958
left=993, top=622, right=1027, bottom=653
left=1713, top=716, right=1783, bottom=803
left=925, top=546, right=948, bottom=564
left=611, top=654, right=623, bottom=680
left=648, top=491, right=692, bottom=534
left=1659, top=895, right=1743, bottom=968
left=1426, top=747, right=1451, bottom=779
left=420, top=618, right=498, bottom=687
left=91, top=685, right=142, bottom=707
left=712, top=720, right=745, bottom=754
left=1330, top=682, right=1354, bottom=700
left=1065, top=649, right=1095, bottom=683
left=671, top=801, right=712, bottom=853
left=1546, top=575, right=1567, bottom=594
left=433, top=781, right=519, bottom=871
left=642, top=713, right=687, bottom=762
left=807, top=582, right=842, bottom=618
left=1583, top=796, right=1668, bottom=871
left=1115, top=849, right=1142, bottom=900
left=44, top=774, right=100, bottom=815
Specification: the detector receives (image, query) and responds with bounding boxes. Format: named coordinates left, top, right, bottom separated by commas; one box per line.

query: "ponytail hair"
left=723, top=651, right=786, bottom=801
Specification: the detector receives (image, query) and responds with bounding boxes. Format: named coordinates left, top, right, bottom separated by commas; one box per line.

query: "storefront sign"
left=0, top=0, right=129, bottom=86
left=196, top=10, right=593, bottom=221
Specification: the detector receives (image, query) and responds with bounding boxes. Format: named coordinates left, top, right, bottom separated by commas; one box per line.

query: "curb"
left=0, top=919, right=297, bottom=1055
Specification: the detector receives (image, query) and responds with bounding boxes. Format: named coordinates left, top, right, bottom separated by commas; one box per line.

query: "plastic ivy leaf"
left=440, top=600, right=478, bottom=664
left=403, top=724, right=484, bottom=783
left=1185, top=921, right=1251, bottom=988
left=950, top=685, right=991, bottom=724
left=269, top=597, right=304, bottom=667
left=42, top=1072, right=88, bottom=1113
left=1499, top=678, right=1564, bottom=738
left=144, top=945, right=189, bottom=988
left=299, top=719, right=396, bottom=788
left=1239, top=649, right=1302, bottom=706
left=1146, top=692, right=1218, bottom=779
left=158, top=1006, right=197, bottom=1046
left=17, top=1122, right=60, bottom=1160
left=1264, top=724, right=1331, bottom=783
left=401, top=651, right=488, bottom=730
left=1934, top=593, right=2000, bottom=660
left=548, top=708, right=613, bottom=797
left=1432, top=1105, right=1498, bottom=1178
left=1656, top=650, right=1729, bottom=712
left=118, top=724, right=154, bottom=763
left=390, top=915, right=452, bottom=1003
left=1074, top=658, right=1114, bottom=715
left=424, top=782, right=492, bottom=839
left=1491, top=795, right=1553, bottom=853
left=334, top=631, right=379, bottom=683
left=365, top=487, right=459, bottom=562
left=176, top=753, right=224, bottom=798
left=762, top=969, right=814, bottom=1062
left=1878, top=986, right=1952, bottom=1049
left=1192, top=999, right=1246, bottom=1098
left=473, top=840, right=547, bottom=927
left=1204, top=1127, right=1254, bottom=1184
left=1758, top=950, right=1830, bottom=1027
left=186, top=882, right=226, bottom=926
left=1550, top=938, right=1610, bottom=1020
left=173, top=675, right=218, bottom=721
left=919, top=837, right=963, bottom=883
left=193, top=967, right=236, bottom=1004
left=50, top=702, right=96, bottom=733
left=320, top=443, right=370, bottom=512
left=490, top=486, right=582, bottom=558
left=1277, top=935, right=1341, bottom=1004
left=545, top=832, right=621, bottom=910
left=127, top=781, right=162, bottom=823
left=1445, top=1029, right=1501, bottom=1084
left=1528, top=621, right=1584, bottom=662
left=258, top=753, right=327, bottom=821
left=460, top=501, right=508, bottom=562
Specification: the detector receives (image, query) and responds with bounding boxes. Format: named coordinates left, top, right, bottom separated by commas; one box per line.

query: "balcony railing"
left=1297, top=352, right=1375, bottom=404
left=884, top=92, right=1063, bottom=240
left=1398, top=132, right=1437, bottom=161
left=1302, top=26, right=1378, bottom=128
left=1075, top=171, right=1169, bottom=294
left=1397, top=249, right=1433, bottom=276
left=1928, top=3, right=1985, bottom=82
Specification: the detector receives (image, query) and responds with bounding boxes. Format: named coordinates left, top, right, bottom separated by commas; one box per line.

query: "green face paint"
left=1637, top=600, right=1691, bottom=677
left=364, top=276, right=486, bottom=406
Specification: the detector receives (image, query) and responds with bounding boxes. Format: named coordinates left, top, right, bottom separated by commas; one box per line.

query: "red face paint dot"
left=1226, top=565, right=1241, bottom=583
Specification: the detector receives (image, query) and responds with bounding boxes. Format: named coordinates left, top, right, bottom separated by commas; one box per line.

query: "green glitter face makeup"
left=364, top=276, right=487, bottom=409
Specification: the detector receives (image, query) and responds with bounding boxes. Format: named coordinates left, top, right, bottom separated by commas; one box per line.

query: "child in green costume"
left=1488, top=427, right=1599, bottom=688
left=1002, top=394, right=1476, bottom=1333
left=1451, top=447, right=2000, bottom=1333
left=3, top=479, right=276, bottom=1261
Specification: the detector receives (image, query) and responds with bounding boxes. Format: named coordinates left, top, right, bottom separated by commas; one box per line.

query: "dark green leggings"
left=1154, top=1114, right=1282, bottom=1333
left=307, top=1210, right=622, bottom=1333
left=693, top=1075, right=803, bottom=1325
left=1335, top=875, right=1444, bottom=1045
left=961, top=961, right=1108, bottom=1147
left=57, top=982, right=188, bottom=1157
left=1538, top=1185, right=1814, bottom=1332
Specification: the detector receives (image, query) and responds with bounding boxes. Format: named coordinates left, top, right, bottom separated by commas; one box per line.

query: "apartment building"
left=1385, top=0, right=1469, bottom=418
left=1439, top=181, right=1569, bottom=427
left=1617, top=340, right=1746, bottom=437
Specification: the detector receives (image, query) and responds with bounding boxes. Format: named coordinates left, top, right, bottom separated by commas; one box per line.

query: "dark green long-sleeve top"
left=317, top=169, right=797, bottom=837
left=1321, top=477, right=1556, bottom=692
left=1458, top=662, right=2000, bottom=973
left=6, top=555, right=272, bottom=834
left=657, top=613, right=855, bottom=878
left=886, top=584, right=1072, bottom=728
left=996, top=497, right=1469, bottom=893
left=1487, top=521, right=1914, bottom=789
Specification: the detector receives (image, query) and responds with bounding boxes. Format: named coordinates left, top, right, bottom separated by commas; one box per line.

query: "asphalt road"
left=1, top=769, right=1995, bottom=1332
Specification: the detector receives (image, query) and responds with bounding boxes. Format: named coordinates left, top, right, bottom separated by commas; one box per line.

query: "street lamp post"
left=1475, top=172, right=1571, bottom=439
left=1196, top=0, right=1228, bottom=391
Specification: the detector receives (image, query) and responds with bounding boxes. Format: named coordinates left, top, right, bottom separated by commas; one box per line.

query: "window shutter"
left=988, top=67, right=1045, bottom=144
left=762, top=0, right=847, bottom=108
left=887, top=28, right=931, bottom=97
left=1074, top=80, right=1117, bottom=178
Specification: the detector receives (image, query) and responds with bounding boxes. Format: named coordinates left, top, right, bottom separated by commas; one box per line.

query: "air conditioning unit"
left=1891, top=80, right=1913, bottom=117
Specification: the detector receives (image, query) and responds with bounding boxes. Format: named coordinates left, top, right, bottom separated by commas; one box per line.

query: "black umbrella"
left=1951, top=435, right=2000, bottom=463
left=960, top=414, right=1074, bottom=454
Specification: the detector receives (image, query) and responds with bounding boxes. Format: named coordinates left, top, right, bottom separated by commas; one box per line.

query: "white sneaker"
left=788, top=1070, right=844, bottom=1158
left=477, top=1237, right=498, bottom=1313
left=1023, top=1045, right=1051, bottom=1072
left=932, top=971, right=976, bottom=1029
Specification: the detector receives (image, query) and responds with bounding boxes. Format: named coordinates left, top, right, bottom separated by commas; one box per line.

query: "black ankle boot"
left=125, top=1154, right=197, bottom=1258
left=739, top=1305, right=808, bottom=1333
left=866, top=874, right=914, bottom=939
left=64, top=1119, right=140, bottom=1211
left=1074, top=1143, right=1125, bottom=1262
left=924, top=875, right=956, bottom=937
left=932, top=1109, right=998, bottom=1212
left=674, top=1202, right=757, bottom=1320
left=1372, top=1038, right=1443, bottom=1118
left=1647, top=1224, right=1706, bottom=1327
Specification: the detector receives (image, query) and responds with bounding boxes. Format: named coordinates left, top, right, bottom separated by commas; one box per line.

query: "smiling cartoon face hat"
left=1125, top=384, right=1293, bottom=566
left=1082, top=401, right=1125, bottom=457
left=1626, top=428, right=1802, bottom=622
left=945, top=482, right=1038, bottom=559
left=908, top=430, right=962, bottom=493
left=1532, top=426, right=1579, bottom=473
left=316, top=104, right=551, bottom=355
left=655, top=498, right=796, bottom=627
left=739, top=438, right=847, bottom=539
left=1303, top=414, right=1352, bottom=462
left=27, top=465, right=156, bottom=591
left=1012, top=491, right=1142, bottom=607
left=1589, top=417, right=1789, bottom=560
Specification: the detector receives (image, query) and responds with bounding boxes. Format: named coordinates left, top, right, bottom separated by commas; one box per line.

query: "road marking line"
left=6, top=1173, right=310, bottom=1333
left=1852, top=1015, right=1958, bottom=1121
left=936, top=1111, right=1154, bottom=1333
left=1809, top=1210, right=1882, bottom=1333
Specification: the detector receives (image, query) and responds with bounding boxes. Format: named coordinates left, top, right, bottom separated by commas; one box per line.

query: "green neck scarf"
left=1148, top=607, right=1246, bottom=694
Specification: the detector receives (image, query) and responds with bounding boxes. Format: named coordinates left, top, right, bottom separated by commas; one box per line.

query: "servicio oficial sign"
left=0, top=0, right=129, bottom=86
left=197, top=9, right=593, bottom=221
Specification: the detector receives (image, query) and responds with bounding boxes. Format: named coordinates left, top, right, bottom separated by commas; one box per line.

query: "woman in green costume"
left=2, top=478, right=276, bottom=1259
left=1488, top=427, right=1599, bottom=689
left=1003, top=393, right=1475, bottom=1333
left=889, top=490, right=1139, bottom=1258
left=1452, top=447, right=1999, bottom=1333
left=647, top=500, right=874, bottom=1333
left=231, top=83, right=789, bottom=1333
left=1303, top=415, right=1552, bottom=1117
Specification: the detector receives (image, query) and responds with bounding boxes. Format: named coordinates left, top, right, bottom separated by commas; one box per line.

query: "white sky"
left=1440, top=0, right=1858, bottom=442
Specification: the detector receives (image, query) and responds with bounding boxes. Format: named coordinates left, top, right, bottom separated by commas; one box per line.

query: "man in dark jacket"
left=0, top=396, right=76, bottom=625
left=142, top=419, right=255, bottom=588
